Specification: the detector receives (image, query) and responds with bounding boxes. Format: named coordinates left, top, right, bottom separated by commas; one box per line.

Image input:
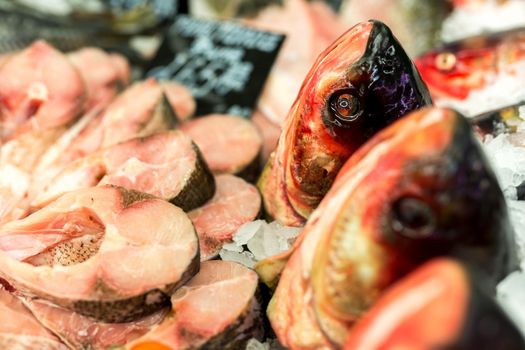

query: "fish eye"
left=329, top=90, right=362, bottom=124
left=435, top=52, right=457, bottom=72
left=391, top=196, right=435, bottom=238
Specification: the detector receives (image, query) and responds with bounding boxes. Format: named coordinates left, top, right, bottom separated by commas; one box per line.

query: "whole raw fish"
left=415, top=28, right=525, bottom=115
left=258, top=20, right=431, bottom=227
left=267, top=107, right=516, bottom=349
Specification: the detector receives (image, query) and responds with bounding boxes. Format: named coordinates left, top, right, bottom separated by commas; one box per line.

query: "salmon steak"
left=180, top=114, right=263, bottom=182
left=126, top=260, right=263, bottom=350
left=30, top=79, right=195, bottom=201
left=266, top=107, right=516, bottom=349
left=33, top=131, right=215, bottom=212
left=0, top=186, right=199, bottom=322
left=257, top=20, right=431, bottom=227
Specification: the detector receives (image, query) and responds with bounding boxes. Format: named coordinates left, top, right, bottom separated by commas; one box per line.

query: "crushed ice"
left=442, top=0, right=525, bottom=42
left=219, top=220, right=301, bottom=268
left=435, top=61, right=525, bottom=118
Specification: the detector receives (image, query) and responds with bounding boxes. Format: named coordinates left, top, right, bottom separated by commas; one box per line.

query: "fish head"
left=415, top=29, right=525, bottom=100
left=310, top=107, right=515, bottom=344
left=277, top=20, right=431, bottom=220
left=343, top=258, right=525, bottom=350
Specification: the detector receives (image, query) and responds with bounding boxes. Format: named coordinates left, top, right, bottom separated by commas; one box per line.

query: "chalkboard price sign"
left=147, top=15, right=285, bottom=118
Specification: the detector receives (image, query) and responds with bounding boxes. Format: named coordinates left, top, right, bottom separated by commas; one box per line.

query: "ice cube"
left=482, top=133, right=525, bottom=198
left=221, top=242, right=243, bottom=252
left=233, top=220, right=265, bottom=246
left=497, top=270, right=525, bottom=336
left=263, top=227, right=286, bottom=259
left=507, top=200, right=525, bottom=261
left=268, top=221, right=302, bottom=240
left=246, top=339, right=270, bottom=350
left=219, top=249, right=256, bottom=269
left=247, top=225, right=267, bottom=261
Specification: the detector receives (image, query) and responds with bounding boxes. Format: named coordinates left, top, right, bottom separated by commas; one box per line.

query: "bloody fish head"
left=309, top=107, right=516, bottom=344
left=258, top=20, right=431, bottom=226
left=415, top=28, right=525, bottom=100
left=344, top=258, right=525, bottom=350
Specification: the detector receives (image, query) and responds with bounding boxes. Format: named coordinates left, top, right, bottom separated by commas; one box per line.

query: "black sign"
left=146, top=15, right=285, bottom=118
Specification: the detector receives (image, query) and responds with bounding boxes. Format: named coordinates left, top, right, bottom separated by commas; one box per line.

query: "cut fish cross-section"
left=0, top=186, right=200, bottom=323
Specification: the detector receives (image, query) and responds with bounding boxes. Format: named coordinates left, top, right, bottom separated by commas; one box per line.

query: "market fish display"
left=126, top=260, right=263, bottom=350
left=33, top=131, right=215, bottom=212
left=258, top=20, right=431, bottom=227
left=0, top=186, right=199, bottom=323
left=180, top=115, right=263, bottom=182
left=267, top=107, right=516, bottom=349
left=1, top=7, right=525, bottom=348
left=344, top=258, right=525, bottom=350
left=0, top=286, right=67, bottom=350
left=415, top=28, right=525, bottom=115
left=189, top=174, right=261, bottom=260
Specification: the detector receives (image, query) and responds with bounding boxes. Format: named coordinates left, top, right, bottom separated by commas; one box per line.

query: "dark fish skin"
left=344, top=259, right=525, bottom=350
left=258, top=20, right=431, bottom=227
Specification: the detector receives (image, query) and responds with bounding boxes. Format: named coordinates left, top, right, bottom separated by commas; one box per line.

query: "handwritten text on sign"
left=147, top=15, right=285, bottom=118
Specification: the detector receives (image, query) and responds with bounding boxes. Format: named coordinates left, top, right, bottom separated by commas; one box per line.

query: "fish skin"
left=415, top=28, right=525, bottom=101
left=268, top=107, right=516, bottom=349
left=258, top=20, right=431, bottom=227
left=343, top=258, right=525, bottom=350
